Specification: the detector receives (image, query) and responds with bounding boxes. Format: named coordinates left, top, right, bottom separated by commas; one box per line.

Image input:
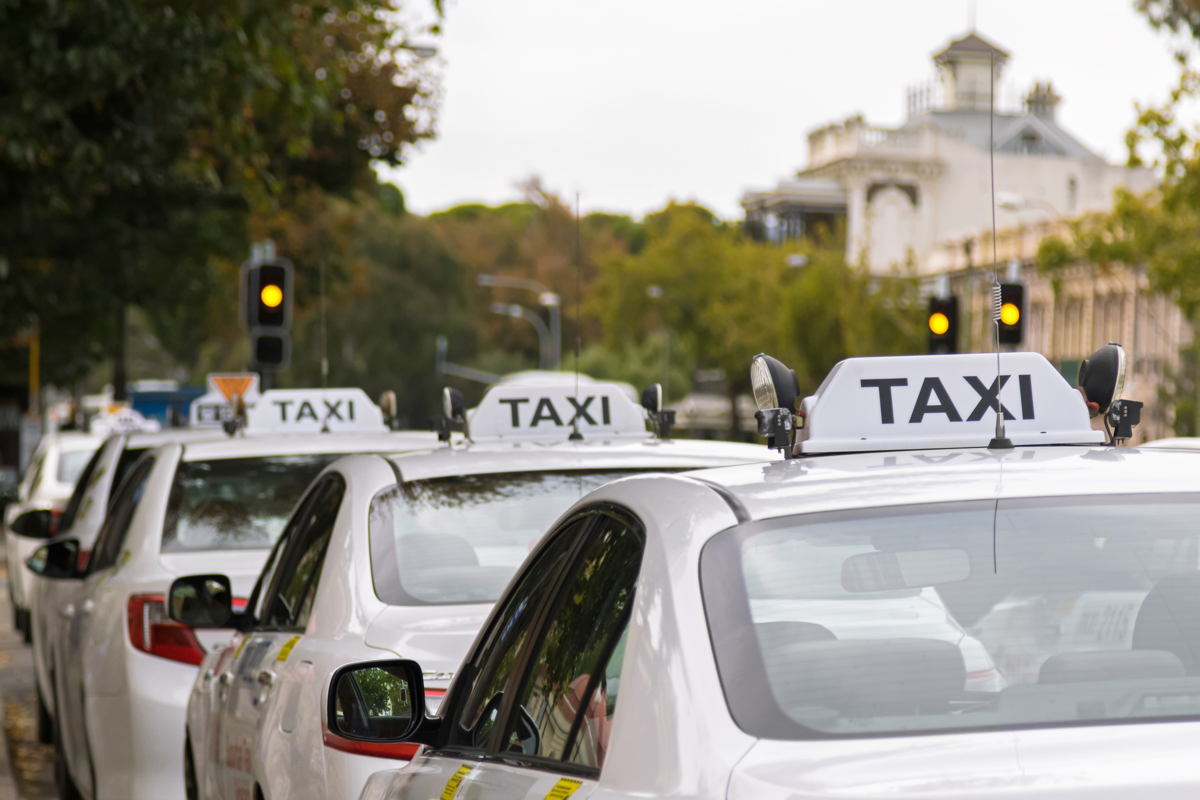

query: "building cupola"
left=933, top=32, right=1008, bottom=111
left=1024, top=81, right=1062, bottom=120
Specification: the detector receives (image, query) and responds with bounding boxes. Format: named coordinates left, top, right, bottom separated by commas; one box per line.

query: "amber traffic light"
left=928, top=297, right=958, bottom=354
left=998, top=283, right=1024, bottom=345
left=241, top=259, right=293, bottom=371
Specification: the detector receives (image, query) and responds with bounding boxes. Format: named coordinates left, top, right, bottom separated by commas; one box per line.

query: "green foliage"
left=576, top=333, right=694, bottom=401
left=0, top=0, right=440, bottom=386
left=1162, top=341, right=1200, bottom=436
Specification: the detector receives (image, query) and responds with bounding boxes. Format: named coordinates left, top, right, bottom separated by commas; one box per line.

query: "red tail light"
left=127, top=594, right=206, bottom=666
left=76, top=550, right=91, bottom=573
left=321, top=727, right=419, bottom=760
left=47, top=508, right=63, bottom=537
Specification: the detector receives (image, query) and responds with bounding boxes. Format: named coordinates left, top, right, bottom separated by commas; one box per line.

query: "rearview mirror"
left=27, top=539, right=82, bottom=579
left=841, top=548, right=971, bottom=593
left=327, top=660, right=425, bottom=743
left=168, top=574, right=234, bottom=628
left=11, top=509, right=53, bottom=539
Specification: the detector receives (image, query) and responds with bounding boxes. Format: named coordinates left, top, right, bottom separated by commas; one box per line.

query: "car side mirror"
left=27, top=539, right=82, bottom=579
left=11, top=509, right=53, bottom=539
left=168, top=574, right=234, bottom=628
left=327, top=660, right=428, bottom=746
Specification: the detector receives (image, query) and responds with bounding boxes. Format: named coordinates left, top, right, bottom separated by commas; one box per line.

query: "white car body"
left=355, top=352, right=1200, bottom=800
left=28, top=428, right=230, bottom=736
left=184, top=380, right=774, bottom=800
left=47, top=421, right=439, bottom=800
left=5, top=431, right=104, bottom=623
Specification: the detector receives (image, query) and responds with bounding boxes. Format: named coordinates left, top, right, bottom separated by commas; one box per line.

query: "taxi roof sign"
left=796, top=352, right=1104, bottom=454
left=469, top=381, right=649, bottom=442
left=190, top=373, right=263, bottom=428
left=245, top=388, right=386, bottom=434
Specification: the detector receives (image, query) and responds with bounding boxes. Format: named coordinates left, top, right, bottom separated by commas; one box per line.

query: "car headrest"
left=764, top=638, right=966, bottom=718
left=1132, top=572, right=1200, bottom=675
left=1038, top=650, right=1185, bottom=684
left=398, top=533, right=479, bottom=570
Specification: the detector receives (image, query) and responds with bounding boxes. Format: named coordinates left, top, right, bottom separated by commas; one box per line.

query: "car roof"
left=40, top=431, right=107, bottom=451
left=386, top=438, right=775, bottom=482
left=678, top=443, right=1200, bottom=524
left=177, top=430, right=443, bottom=461
left=124, top=428, right=232, bottom=449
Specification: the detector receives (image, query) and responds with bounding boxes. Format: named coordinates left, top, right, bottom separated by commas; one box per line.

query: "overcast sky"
left=382, top=1, right=1193, bottom=220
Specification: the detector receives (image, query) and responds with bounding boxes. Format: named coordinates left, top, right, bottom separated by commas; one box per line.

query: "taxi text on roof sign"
left=796, top=352, right=1104, bottom=453
left=469, top=381, right=649, bottom=442
left=245, top=388, right=387, bottom=434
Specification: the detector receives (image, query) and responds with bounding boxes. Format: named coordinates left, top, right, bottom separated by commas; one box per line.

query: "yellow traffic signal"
left=928, top=312, right=950, bottom=336
left=261, top=284, right=283, bottom=308
left=1000, top=302, right=1020, bottom=326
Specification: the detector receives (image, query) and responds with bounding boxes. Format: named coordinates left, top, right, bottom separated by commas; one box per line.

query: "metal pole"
left=478, top=275, right=561, bottom=370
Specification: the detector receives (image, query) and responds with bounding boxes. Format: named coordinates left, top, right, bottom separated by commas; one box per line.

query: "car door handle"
left=60, top=604, right=75, bottom=619
left=218, top=672, right=233, bottom=686
left=257, top=670, right=276, bottom=688
left=81, top=599, right=94, bottom=614
left=203, top=668, right=216, bottom=681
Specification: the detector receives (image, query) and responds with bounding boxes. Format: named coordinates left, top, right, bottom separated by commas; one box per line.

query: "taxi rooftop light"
left=640, top=384, right=676, bottom=440
left=1078, top=343, right=1142, bottom=444
left=751, top=353, right=801, bottom=457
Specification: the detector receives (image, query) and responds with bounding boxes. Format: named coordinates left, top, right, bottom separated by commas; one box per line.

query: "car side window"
left=447, top=518, right=590, bottom=752
left=89, top=457, right=155, bottom=572
left=58, top=445, right=106, bottom=532
left=503, top=512, right=644, bottom=770
left=264, top=476, right=345, bottom=630
left=248, top=482, right=325, bottom=626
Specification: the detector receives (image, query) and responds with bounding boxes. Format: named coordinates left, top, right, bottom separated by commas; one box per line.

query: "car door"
left=398, top=508, right=645, bottom=800
left=57, top=453, right=156, bottom=798
left=218, top=475, right=346, bottom=800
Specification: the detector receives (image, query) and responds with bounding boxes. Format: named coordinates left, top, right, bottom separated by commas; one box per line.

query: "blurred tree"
left=0, top=0, right=440, bottom=392
left=591, top=202, right=923, bottom=438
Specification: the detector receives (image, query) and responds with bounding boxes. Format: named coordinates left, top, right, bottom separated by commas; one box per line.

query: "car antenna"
left=570, top=191, right=584, bottom=442
left=987, top=47, right=1013, bottom=450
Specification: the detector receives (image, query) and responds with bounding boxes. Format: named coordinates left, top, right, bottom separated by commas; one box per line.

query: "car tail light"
left=321, top=727, right=419, bottom=760
left=127, top=594, right=206, bottom=666
left=76, top=550, right=91, bottom=572
left=47, top=507, right=64, bottom=537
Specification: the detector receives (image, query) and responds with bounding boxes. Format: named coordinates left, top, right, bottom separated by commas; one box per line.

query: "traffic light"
left=241, top=258, right=293, bottom=372
left=928, top=296, right=958, bottom=354
left=998, top=283, right=1024, bottom=345
left=243, top=261, right=292, bottom=329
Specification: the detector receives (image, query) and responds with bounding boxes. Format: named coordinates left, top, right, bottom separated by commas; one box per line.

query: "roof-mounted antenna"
left=987, top=47, right=1013, bottom=450
left=569, top=191, right=584, bottom=442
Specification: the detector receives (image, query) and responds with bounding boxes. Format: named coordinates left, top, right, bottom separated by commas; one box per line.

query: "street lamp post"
left=477, top=275, right=561, bottom=369
left=491, top=303, right=552, bottom=370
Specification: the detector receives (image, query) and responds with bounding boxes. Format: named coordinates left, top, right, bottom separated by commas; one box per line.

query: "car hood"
left=729, top=721, right=1200, bottom=799
left=364, top=603, right=492, bottom=686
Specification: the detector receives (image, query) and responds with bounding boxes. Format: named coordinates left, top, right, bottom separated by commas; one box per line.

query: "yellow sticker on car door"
left=441, top=764, right=472, bottom=799
left=276, top=636, right=301, bottom=661
left=545, top=778, right=582, bottom=799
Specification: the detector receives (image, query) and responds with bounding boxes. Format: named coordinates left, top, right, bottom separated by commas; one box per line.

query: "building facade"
left=742, top=31, right=1185, bottom=442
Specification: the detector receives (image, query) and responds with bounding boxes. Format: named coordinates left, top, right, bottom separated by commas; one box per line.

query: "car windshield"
left=56, top=447, right=97, bottom=485
left=369, top=470, right=648, bottom=605
left=161, top=454, right=341, bottom=553
left=702, top=495, right=1200, bottom=738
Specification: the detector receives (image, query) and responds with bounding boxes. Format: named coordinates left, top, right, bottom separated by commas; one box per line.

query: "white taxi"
left=172, top=379, right=773, bottom=800
left=347, top=346, right=1198, bottom=800
left=6, top=429, right=105, bottom=638
left=27, top=388, right=438, bottom=800
left=26, top=426, right=229, bottom=746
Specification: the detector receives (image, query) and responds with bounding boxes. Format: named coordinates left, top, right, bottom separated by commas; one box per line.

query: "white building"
left=742, top=31, right=1187, bottom=443
left=743, top=32, right=1155, bottom=273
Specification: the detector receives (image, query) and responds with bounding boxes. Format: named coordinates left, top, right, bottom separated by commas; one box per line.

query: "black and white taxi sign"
left=797, top=352, right=1104, bottom=453
left=469, top=382, right=649, bottom=441
left=245, top=388, right=387, bottom=434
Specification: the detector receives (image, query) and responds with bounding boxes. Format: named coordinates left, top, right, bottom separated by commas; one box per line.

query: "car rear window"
left=702, top=495, right=1200, bottom=739
left=368, top=470, right=649, bottom=606
left=161, top=455, right=340, bottom=553
left=56, top=447, right=98, bottom=485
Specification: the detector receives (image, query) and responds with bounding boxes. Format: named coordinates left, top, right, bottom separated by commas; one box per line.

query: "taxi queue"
left=8, top=345, right=1200, bottom=800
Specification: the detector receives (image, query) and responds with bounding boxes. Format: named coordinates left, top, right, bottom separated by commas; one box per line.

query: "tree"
left=0, top=0, right=440, bottom=392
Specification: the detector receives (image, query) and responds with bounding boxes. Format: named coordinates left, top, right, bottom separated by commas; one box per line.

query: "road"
left=0, top=543, right=56, bottom=800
